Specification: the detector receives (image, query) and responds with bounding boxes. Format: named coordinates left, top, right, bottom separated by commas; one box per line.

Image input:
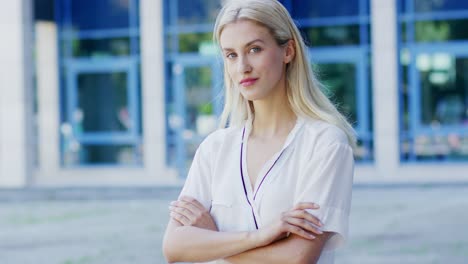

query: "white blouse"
left=179, top=116, right=355, bottom=264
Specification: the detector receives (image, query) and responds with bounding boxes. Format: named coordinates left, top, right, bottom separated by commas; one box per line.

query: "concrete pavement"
left=0, top=186, right=467, bottom=264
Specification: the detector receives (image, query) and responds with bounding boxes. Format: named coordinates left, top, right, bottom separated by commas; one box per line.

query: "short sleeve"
left=294, top=141, right=354, bottom=251
left=178, top=140, right=212, bottom=211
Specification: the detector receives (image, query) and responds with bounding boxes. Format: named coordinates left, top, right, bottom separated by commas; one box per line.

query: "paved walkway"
left=0, top=186, right=467, bottom=264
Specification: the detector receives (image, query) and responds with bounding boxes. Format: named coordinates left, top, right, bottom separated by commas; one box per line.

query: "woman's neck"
left=250, top=100, right=297, bottom=139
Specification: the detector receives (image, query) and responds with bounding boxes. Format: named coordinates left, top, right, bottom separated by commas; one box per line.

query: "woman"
left=163, top=0, right=355, bottom=263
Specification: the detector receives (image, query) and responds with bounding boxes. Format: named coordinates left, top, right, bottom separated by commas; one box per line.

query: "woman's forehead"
left=219, top=20, right=273, bottom=48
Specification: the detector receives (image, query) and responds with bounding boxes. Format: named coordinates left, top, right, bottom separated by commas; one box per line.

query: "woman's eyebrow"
left=222, top=39, right=265, bottom=51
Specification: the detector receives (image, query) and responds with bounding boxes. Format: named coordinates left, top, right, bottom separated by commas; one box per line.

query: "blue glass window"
left=300, top=25, right=361, bottom=46
left=398, top=0, right=468, bottom=162
left=291, top=0, right=372, bottom=161
left=72, top=38, right=132, bottom=57
left=57, top=0, right=142, bottom=167
left=292, top=0, right=359, bottom=18
left=401, top=0, right=468, bottom=13
left=176, top=0, right=221, bottom=25
left=75, top=145, right=140, bottom=165
left=414, top=19, right=468, bottom=42
left=71, top=0, right=130, bottom=30
left=414, top=0, right=468, bottom=13
left=314, top=63, right=358, bottom=125
left=77, top=72, right=129, bottom=133
left=419, top=56, right=468, bottom=126
left=178, top=32, right=213, bottom=53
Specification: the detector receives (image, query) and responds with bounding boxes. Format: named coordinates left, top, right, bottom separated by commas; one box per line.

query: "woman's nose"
left=238, top=56, right=252, bottom=74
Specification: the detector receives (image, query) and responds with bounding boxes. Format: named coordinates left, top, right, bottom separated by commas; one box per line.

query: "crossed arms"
left=162, top=196, right=332, bottom=264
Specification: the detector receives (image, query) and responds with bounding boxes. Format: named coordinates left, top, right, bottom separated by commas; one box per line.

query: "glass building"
left=0, top=0, right=467, bottom=188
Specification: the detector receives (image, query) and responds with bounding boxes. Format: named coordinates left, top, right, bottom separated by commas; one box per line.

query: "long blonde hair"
left=213, top=0, right=357, bottom=148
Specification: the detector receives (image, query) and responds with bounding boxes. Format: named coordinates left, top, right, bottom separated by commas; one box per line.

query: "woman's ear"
left=283, top=39, right=296, bottom=64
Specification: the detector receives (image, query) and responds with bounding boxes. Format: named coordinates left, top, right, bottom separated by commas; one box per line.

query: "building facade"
left=0, top=0, right=467, bottom=188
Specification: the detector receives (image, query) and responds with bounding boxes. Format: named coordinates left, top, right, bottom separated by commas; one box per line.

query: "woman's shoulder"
left=299, top=117, right=349, bottom=147
left=199, top=126, right=240, bottom=150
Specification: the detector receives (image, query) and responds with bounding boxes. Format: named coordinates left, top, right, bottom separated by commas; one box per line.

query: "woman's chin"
left=240, top=91, right=265, bottom=102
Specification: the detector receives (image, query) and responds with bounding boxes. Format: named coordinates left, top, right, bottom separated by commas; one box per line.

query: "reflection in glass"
left=166, top=141, right=177, bottom=167
left=183, top=67, right=215, bottom=136
left=314, top=63, right=373, bottom=160
left=415, top=19, right=468, bottom=42
left=301, top=25, right=360, bottom=46
left=401, top=60, right=410, bottom=131
left=165, top=34, right=174, bottom=54
left=411, top=134, right=468, bottom=160
left=419, top=55, right=468, bottom=126
left=71, top=38, right=131, bottom=57
left=63, top=144, right=141, bottom=165
left=77, top=72, right=129, bottom=132
left=314, top=63, right=357, bottom=124
left=178, top=32, right=213, bottom=53
left=176, top=0, right=221, bottom=25
left=414, top=0, right=468, bottom=13
left=292, top=0, right=359, bottom=18
left=57, top=0, right=142, bottom=168
left=185, top=142, right=199, bottom=171
left=172, top=66, right=217, bottom=174
left=71, top=0, right=130, bottom=30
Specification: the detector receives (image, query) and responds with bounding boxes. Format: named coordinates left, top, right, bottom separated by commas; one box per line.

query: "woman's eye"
left=226, top=53, right=237, bottom=59
left=249, top=47, right=261, bottom=53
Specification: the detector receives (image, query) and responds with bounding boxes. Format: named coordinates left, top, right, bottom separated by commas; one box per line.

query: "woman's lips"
left=240, top=78, right=258, bottom=87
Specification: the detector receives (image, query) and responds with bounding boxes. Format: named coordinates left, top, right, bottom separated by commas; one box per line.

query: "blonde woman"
left=163, top=0, right=355, bottom=263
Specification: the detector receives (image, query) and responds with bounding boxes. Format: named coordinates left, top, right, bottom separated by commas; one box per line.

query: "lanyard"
left=240, top=126, right=287, bottom=229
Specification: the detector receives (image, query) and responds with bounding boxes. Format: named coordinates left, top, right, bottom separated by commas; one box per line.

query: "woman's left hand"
left=169, top=196, right=218, bottom=231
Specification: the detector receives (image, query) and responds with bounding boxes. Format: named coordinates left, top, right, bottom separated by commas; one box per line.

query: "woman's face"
left=219, top=20, right=293, bottom=102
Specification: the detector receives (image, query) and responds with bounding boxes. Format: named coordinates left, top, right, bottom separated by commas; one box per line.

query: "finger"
left=285, top=217, right=323, bottom=236
left=172, top=200, right=203, bottom=216
left=183, top=197, right=206, bottom=211
left=293, top=202, right=320, bottom=210
left=171, top=217, right=184, bottom=226
left=170, top=205, right=196, bottom=220
left=283, top=223, right=316, bottom=240
left=179, top=196, right=205, bottom=211
left=170, top=211, right=191, bottom=226
left=172, top=199, right=198, bottom=212
left=288, top=209, right=323, bottom=227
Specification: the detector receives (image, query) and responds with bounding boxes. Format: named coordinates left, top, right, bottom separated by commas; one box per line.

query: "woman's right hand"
left=169, top=196, right=218, bottom=231
left=253, top=202, right=323, bottom=247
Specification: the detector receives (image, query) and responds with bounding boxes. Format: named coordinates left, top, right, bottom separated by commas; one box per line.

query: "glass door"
left=311, top=47, right=372, bottom=160
left=408, top=45, right=468, bottom=160
left=63, top=58, right=141, bottom=166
